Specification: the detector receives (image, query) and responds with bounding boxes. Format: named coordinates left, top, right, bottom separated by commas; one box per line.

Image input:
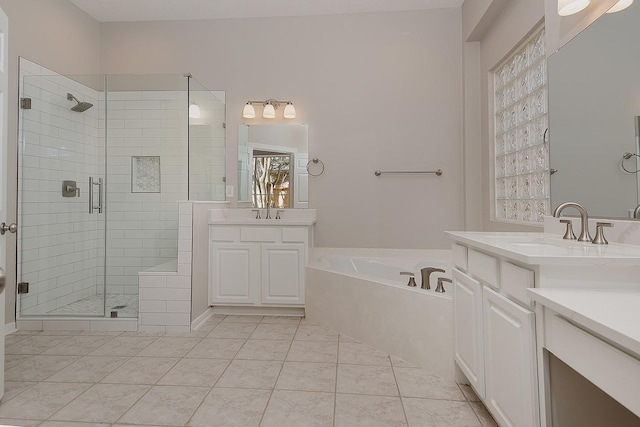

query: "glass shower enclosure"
left=16, top=58, right=225, bottom=318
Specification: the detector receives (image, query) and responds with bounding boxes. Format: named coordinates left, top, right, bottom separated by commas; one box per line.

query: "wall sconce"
left=606, top=0, right=633, bottom=13
left=557, top=0, right=590, bottom=15
left=189, top=102, right=201, bottom=118
left=242, top=99, right=296, bottom=119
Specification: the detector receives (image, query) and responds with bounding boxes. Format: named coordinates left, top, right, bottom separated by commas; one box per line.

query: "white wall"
left=0, top=0, right=101, bottom=323
left=462, top=0, right=545, bottom=232
left=99, top=9, right=464, bottom=249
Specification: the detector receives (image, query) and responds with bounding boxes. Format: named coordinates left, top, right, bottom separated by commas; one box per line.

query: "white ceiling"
left=69, top=0, right=463, bottom=22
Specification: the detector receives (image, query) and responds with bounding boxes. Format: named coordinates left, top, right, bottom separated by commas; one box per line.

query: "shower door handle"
left=89, top=177, right=103, bottom=214
left=96, top=178, right=103, bottom=213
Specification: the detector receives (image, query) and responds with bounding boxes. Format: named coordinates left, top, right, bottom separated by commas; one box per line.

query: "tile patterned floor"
left=46, top=294, right=139, bottom=318
left=0, top=315, right=498, bottom=427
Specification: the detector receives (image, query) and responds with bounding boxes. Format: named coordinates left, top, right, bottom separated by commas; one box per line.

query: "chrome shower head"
left=67, top=93, right=93, bottom=112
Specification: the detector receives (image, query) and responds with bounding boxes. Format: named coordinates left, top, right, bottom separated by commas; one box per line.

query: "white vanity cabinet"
left=450, top=241, right=539, bottom=427
left=448, top=230, right=640, bottom=427
left=209, top=225, right=311, bottom=308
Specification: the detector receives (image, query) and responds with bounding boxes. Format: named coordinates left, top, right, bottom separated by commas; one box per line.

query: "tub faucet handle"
left=400, top=271, right=417, bottom=287
left=435, top=277, right=452, bottom=293
left=559, top=219, right=577, bottom=240
left=276, top=209, right=285, bottom=220
left=420, top=267, right=445, bottom=290
left=251, top=209, right=261, bottom=219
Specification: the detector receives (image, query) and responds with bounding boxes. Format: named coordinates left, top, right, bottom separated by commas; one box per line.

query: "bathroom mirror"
left=548, top=1, right=640, bottom=218
left=238, top=124, right=309, bottom=208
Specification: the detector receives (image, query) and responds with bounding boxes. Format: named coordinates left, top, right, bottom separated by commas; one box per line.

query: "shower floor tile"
left=46, top=294, right=139, bottom=318
left=2, top=316, right=498, bottom=427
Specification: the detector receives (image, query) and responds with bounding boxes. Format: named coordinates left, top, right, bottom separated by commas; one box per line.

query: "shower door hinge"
left=17, top=282, right=29, bottom=294
left=20, top=98, right=31, bottom=109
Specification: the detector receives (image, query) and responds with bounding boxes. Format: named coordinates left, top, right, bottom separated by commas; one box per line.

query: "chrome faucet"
left=633, top=204, right=640, bottom=219
left=552, top=202, right=591, bottom=242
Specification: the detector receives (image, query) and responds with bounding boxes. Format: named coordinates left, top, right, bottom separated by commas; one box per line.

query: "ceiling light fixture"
left=242, top=99, right=296, bottom=119
left=557, top=0, right=590, bottom=15
left=606, top=0, right=633, bottom=13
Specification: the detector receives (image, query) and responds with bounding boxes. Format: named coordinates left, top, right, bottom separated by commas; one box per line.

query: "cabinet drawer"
left=240, top=227, right=277, bottom=242
left=501, top=261, right=534, bottom=305
left=452, top=243, right=468, bottom=270
left=282, top=228, right=307, bottom=243
left=468, top=249, right=499, bottom=288
left=210, top=226, right=238, bottom=242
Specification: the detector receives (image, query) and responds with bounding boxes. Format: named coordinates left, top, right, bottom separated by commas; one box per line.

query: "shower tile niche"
left=132, top=156, right=161, bottom=193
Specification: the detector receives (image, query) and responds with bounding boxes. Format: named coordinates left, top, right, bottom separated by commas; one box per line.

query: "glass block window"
left=494, top=27, right=549, bottom=223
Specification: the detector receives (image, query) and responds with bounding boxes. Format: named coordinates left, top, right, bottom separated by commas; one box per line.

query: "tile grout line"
left=390, top=358, right=410, bottom=427
left=334, top=333, right=342, bottom=427
left=256, top=319, right=300, bottom=427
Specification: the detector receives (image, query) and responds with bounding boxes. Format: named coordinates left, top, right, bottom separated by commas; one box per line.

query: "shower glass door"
left=17, top=59, right=107, bottom=316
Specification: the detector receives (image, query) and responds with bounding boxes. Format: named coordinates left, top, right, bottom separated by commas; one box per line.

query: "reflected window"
left=252, top=152, right=291, bottom=208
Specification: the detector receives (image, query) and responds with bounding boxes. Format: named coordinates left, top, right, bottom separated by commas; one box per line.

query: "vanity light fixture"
left=189, top=102, right=201, bottom=118
left=557, top=0, right=590, bottom=15
left=242, top=99, right=296, bottom=119
left=606, top=0, right=633, bottom=13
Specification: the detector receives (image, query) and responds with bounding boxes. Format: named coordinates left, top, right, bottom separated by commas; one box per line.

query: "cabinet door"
left=453, top=269, right=485, bottom=397
left=483, top=286, right=538, bottom=427
left=209, top=242, right=260, bottom=304
left=261, top=243, right=305, bottom=305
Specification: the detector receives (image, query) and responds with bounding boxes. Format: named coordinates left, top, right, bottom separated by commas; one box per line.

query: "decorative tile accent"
left=494, top=27, right=549, bottom=223
left=131, top=156, right=160, bottom=193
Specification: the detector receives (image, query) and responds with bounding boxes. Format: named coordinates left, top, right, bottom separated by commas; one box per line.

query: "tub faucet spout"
left=420, top=267, right=445, bottom=290
left=552, top=202, right=591, bottom=242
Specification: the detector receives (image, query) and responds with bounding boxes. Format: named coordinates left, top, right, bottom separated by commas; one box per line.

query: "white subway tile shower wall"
left=105, top=90, right=187, bottom=297
left=18, top=59, right=105, bottom=315
left=137, top=201, right=192, bottom=333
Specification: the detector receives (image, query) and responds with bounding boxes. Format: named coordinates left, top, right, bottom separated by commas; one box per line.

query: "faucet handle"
left=435, top=277, right=452, bottom=293
left=592, top=222, right=613, bottom=245
left=400, top=272, right=417, bottom=287
left=275, top=209, right=285, bottom=220
left=559, top=219, right=577, bottom=240
left=251, top=209, right=261, bottom=219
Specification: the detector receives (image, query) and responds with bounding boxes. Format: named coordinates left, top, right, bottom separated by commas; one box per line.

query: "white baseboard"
left=4, top=322, right=16, bottom=335
left=191, top=307, right=215, bottom=331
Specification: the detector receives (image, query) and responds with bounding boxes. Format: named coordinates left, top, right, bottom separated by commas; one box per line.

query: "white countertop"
left=446, top=231, right=640, bottom=266
left=208, top=208, right=316, bottom=226
left=528, top=288, right=640, bottom=357
left=209, top=219, right=316, bottom=226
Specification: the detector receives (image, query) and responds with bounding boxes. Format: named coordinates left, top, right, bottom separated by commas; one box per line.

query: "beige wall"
left=0, top=0, right=101, bottom=324
left=99, top=10, right=464, bottom=249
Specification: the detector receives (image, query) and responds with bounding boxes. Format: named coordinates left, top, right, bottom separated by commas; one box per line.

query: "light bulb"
left=283, top=102, right=296, bottom=119
left=263, top=102, right=276, bottom=119
left=189, top=103, right=201, bottom=119
left=557, top=0, right=590, bottom=15
left=606, top=0, right=633, bottom=13
left=242, top=102, right=255, bottom=119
